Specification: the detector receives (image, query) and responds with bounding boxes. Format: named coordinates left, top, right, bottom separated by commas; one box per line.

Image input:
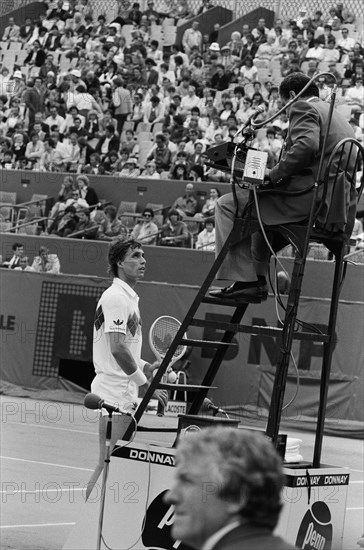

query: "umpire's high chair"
left=125, top=133, right=363, bottom=469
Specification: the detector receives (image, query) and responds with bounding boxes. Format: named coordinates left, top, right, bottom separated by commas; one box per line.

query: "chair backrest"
left=355, top=16, right=363, bottom=32
left=146, top=202, right=164, bottom=214
left=15, top=207, right=30, bottom=225
left=315, top=138, right=364, bottom=236
left=17, top=224, right=38, bottom=235
left=0, top=221, right=12, bottom=232
left=163, top=28, right=177, bottom=46
left=18, top=195, right=49, bottom=222
left=117, top=216, right=137, bottom=231
left=117, top=201, right=138, bottom=216
left=31, top=193, right=49, bottom=204
left=136, top=122, right=152, bottom=134
left=137, top=132, right=153, bottom=143
left=11, top=42, right=22, bottom=52
left=18, top=195, right=50, bottom=223
left=270, top=59, right=282, bottom=83
left=150, top=25, right=162, bottom=41
left=152, top=122, right=164, bottom=136
left=0, top=206, right=14, bottom=222
left=0, top=191, right=16, bottom=204
left=4, top=61, right=15, bottom=73
left=2, top=52, right=16, bottom=63
left=59, top=53, right=70, bottom=69
left=16, top=50, right=28, bottom=64
left=162, top=18, right=175, bottom=27
left=153, top=214, right=164, bottom=227
left=121, top=24, right=134, bottom=46
left=123, top=121, right=135, bottom=132
left=138, top=142, right=154, bottom=168
left=214, top=90, right=222, bottom=106
left=270, top=59, right=281, bottom=71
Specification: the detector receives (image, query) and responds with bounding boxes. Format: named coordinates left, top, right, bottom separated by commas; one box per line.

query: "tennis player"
left=85, top=238, right=168, bottom=499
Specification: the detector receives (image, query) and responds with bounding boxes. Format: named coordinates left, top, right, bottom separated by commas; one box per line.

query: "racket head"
left=149, top=315, right=187, bottom=365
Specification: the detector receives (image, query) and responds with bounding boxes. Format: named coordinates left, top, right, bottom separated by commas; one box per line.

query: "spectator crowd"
left=1, top=240, right=61, bottom=271
left=39, top=175, right=217, bottom=249
left=0, top=0, right=363, bottom=251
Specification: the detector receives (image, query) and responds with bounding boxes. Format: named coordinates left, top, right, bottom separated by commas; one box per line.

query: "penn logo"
left=296, top=501, right=333, bottom=550
left=141, top=490, right=192, bottom=550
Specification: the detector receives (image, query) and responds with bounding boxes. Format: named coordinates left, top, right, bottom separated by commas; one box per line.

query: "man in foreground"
left=166, top=427, right=296, bottom=549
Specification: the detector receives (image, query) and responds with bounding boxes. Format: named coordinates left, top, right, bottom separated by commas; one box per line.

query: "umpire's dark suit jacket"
left=260, top=98, right=356, bottom=236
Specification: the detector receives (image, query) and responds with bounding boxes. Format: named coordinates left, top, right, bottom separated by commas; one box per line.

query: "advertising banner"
left=1, top=270, right=363, bottom=425
left=64, top=441, right=349, bottom=550
left=63, top=441, right=188, bottom=550
left=276, top=465, right=350, bottom=549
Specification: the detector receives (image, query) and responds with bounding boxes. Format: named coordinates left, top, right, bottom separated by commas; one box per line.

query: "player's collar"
left=113, top=277, right=138, bottom=299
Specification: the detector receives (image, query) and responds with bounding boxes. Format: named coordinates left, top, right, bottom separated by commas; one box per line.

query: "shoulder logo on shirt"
left=113, top=319, right=124, bottom=326
left=94, top=305, right=104, bottom=331
left=127, top=312, right=141, bottom=337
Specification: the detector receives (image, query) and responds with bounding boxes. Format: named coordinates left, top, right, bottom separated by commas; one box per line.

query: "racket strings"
left=151, top=318, right=185, bottom=359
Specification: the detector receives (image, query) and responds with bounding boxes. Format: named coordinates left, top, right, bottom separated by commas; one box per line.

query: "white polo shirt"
left=91, top=278, right=146, bottom=411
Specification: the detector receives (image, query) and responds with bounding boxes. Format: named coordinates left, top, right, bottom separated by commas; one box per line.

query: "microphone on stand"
left=201, top=398, right=227, bottom=416
left=234, top=105, right=266, bottom=139
left=84, top=392, right=131, bottom=549
left=84, top=392, right=130, bottom=415
left=243, top=105, right=265, bottom=127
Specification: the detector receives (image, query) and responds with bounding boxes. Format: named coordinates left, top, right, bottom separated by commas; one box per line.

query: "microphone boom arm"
left=251, top=72, right=338, bottom=130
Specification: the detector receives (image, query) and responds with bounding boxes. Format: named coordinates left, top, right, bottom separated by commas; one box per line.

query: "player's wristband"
left=129, top=369, right=148, bottom=387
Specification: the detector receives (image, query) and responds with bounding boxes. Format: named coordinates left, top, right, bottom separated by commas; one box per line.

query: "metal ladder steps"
left=189, top=319, right=330, bottom=343
left=181, top=338, right=238, bottom=349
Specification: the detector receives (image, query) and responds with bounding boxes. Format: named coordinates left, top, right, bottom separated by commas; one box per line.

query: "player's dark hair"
left=108, top=238, right=142, bottom=278
left=279, top=72, right=319, bottom=100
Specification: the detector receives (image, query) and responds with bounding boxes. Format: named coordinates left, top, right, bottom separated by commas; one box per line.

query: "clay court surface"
left=0, top=395, right=363, bottom=550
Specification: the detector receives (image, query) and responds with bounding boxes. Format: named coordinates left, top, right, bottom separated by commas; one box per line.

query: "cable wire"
left=252, top=185, right=290, bottom=279
left=282, top=352, right=300, bottom=411
left=99, top=414, right=153, bottom=550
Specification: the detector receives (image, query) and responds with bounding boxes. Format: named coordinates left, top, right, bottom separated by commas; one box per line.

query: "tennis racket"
left=149, top=316, right=187, bottom=416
